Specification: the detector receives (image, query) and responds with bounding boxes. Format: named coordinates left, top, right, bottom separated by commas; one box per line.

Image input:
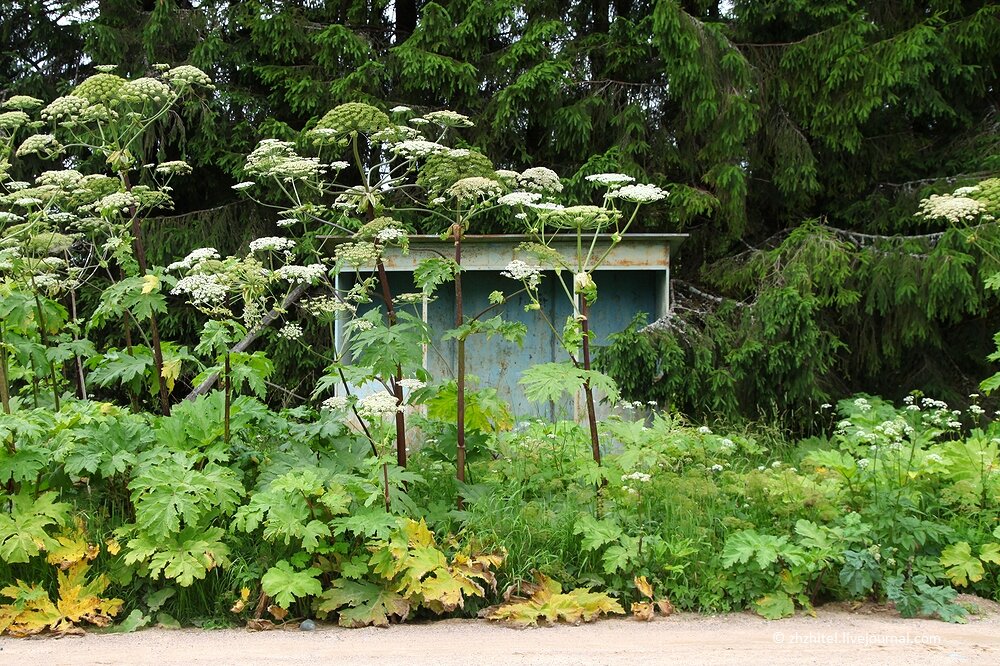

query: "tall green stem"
left=30, top=289, right=60, bottom=411
left=224, top=352, right=231, bottom=446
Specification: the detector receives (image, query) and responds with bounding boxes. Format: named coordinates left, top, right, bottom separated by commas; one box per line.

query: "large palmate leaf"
left=316, top=579, right=410, bottom=628
left=519, top=362, right=619, bottom=404
left=0, top=492, right=71, bottom=563
left=123, top=526, right=231, bottom=587
left=261, top=560, right=323, bottom=609
left=939, top=542, right=985, bottom=587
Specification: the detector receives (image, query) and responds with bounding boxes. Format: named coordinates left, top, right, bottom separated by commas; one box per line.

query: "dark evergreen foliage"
left=4, top=1, right=1000, bottom=424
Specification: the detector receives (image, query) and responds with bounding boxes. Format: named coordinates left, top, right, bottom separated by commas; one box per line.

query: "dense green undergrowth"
left=1, top=392, right=998, bottom=633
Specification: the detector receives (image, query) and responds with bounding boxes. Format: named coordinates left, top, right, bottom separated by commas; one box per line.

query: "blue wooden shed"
left=333, top=233, right=686, bottom=420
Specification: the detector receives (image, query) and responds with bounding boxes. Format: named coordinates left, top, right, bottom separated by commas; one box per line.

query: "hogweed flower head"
left=314, top=102, right=390, bottom=140
left=167, top=247, right=221, bottom=271
left=2, top=95, right=44, bottom=111
left=16, top=134, right=64, bottom=158
left=165, top=65, right=214, bottom=89
left=448, top=176, right=502, bottom=203
left=275, top=263, right=326, bottom=284
left=501, top=259, right=542, bottom=288
left=155, top=160, right=193, bottom=176
left=248, top=236, right=295, bottom=253
left=607, top=183, right=668, bottom=203
left=586, top=173, right=635, bottom=186
left=423, top=110, right=473, bottom=128
left=915, top=193, right=992, bottom=224
left=40, top=96, right=89, bottom=122
left=518, top=167, right=563, bottom=193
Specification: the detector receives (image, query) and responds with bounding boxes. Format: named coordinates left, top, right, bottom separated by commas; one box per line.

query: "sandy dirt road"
left=2, top=604, right=998, bottom=666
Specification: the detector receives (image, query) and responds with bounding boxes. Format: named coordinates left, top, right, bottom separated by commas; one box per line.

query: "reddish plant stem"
left=580, top=297, right=601, bottom=466
left=122, top=172, right=170, bottom=416
left=382, top=462, right=391, bottom=513
left=65, top=255, right=88, bottom=400
left=453, top=224, right=466, bottom=509
left=375, top=257, right=407, bottom=468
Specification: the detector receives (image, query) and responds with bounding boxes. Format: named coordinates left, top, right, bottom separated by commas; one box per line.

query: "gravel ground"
left=2, top=600, right=998, bottom=666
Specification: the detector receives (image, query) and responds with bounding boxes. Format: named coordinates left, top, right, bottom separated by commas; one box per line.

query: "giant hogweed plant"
left=497, top=174, right=669, bottom=468
left=0, top=66, right=215, bottom=416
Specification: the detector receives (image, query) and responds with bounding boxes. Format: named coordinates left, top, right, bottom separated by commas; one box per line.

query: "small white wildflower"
left=277, top=218, right=298, bottom=228
left=697, top=426, right=712, bottom=435
left=710, top=464, right=724, bottom=472
left=621, top=472, right=651, bottom=483
left=171, top=273, right=228, bottom=306
left=390, top=105, right=412, bottom=113
left=857, top=458, right=870, bottom=469
left=232, top=181, right=256, bottom=191
left=448, top=176, right=502, bottom=202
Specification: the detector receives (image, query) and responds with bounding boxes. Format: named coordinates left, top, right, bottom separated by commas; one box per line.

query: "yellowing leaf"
left=46, top=533, right=99, bottom=569
left=0, top=560, right=122, bottom=637
left=241, top=587, right=251, bottom=601
left=105, top=538, right=121, bottom=556
left=141, top=275, right=160, bottom=294
left=634, top=575, right=654, bottom=600
left=160, top=358, right=182, bottom=392
left=268, top=605, right=288, bottom=621
left=485, top=572, right=624, bottom=627
left=631, top=601, right=654, bottom=621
